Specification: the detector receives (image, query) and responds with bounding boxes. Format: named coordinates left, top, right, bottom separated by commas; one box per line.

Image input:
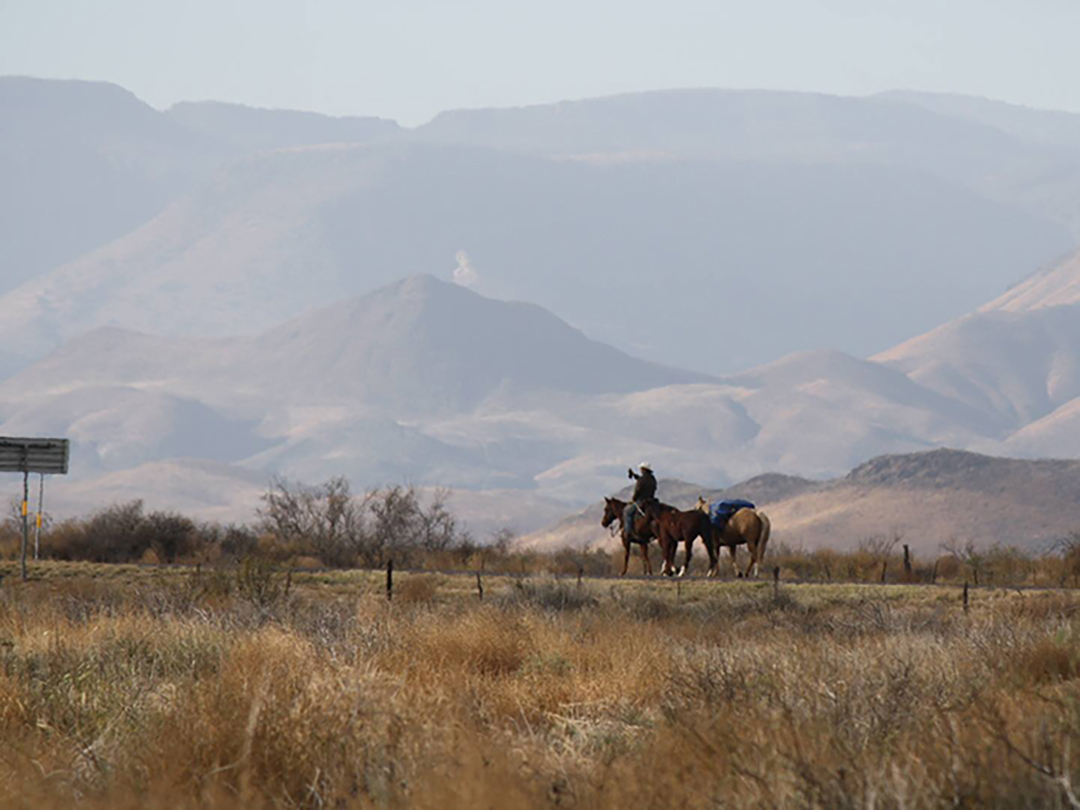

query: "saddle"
left=709, top=499, right=755, bottom=530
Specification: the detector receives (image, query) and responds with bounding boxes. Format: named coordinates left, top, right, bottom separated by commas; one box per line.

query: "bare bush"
left=258, top=478, right=473, bottom=568
left=258, top=475, right=367, bottom=566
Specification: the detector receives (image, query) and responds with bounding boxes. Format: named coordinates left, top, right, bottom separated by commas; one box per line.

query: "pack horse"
left=696, top=497, right=772, bottom=578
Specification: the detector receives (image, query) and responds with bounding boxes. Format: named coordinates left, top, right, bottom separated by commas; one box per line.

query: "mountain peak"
left=258, top=274, right=711, bottom=413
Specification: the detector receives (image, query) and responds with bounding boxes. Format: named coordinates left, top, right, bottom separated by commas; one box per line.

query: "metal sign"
left=1, top=437, right=70, bottom=581
left=0, top=437, right=70, bottom=475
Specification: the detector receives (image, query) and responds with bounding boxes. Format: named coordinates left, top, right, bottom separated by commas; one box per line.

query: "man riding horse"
left=600, top=462, right=663, bottom=575
left=624, top=462, right=657, bottom=541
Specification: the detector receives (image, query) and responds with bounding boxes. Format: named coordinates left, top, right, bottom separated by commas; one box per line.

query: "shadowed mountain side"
left=166, top=101, right=401, bottom=152
left=0, top=139, right=1069, bottom=376
left=0, top=77, right=231, bottom=294
left=524, top=450, right=1080, bottom=553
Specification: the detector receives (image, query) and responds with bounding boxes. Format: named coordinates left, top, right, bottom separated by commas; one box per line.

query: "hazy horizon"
left=3, top=0, right=1080, bottom=125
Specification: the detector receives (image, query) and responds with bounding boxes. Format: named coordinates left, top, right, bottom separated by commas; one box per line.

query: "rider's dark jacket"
left=630, top=469, right=657, bottom=504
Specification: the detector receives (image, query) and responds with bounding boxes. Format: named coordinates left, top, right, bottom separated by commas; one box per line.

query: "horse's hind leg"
left=642, top=542, right=653, bottom=576
left=729, top=545, right=741, bottom=578
left=742, top=541, right=757, bottom=579
left=704, top=530, right=719, bottom=577
left=679, top=537, right=693, bottom=577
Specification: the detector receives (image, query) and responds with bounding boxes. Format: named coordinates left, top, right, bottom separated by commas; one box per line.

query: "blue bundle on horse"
left=709, top=499, right=756, bottom=529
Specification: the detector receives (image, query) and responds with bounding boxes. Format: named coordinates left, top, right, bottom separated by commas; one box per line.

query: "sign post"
left=34, top=473, right=44, bottom=560
left=0, top=438, right=69, bottom=581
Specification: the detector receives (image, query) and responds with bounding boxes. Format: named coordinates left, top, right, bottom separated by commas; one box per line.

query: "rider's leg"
left=623, top=504, right=636, bottom=540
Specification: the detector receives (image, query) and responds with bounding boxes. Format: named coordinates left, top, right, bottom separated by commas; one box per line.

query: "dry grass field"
left=2, top=562, right=1080, bottom=808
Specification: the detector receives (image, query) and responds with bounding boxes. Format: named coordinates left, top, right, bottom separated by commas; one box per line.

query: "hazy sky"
left=2, top=0, right=1079, bottom=125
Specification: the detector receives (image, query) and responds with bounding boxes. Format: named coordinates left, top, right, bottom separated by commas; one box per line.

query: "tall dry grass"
left=1, top=569, right=1079, bottom=807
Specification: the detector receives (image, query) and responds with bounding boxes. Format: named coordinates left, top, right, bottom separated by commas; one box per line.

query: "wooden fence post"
left=773, top=566, right=780, bottom=600
left=386, top=559, right=394, bottom=602
left=476, top=571, right=484, bottom=601
left=577, top=565, right=583, bottom=589
left=903, top=545, right=913, bottom=583
left=880, top=560, right=888, bottom=584
left=962, top=581, right=969, bottom=614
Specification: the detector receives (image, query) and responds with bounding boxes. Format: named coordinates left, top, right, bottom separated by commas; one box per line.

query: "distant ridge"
left=167, top=101, right=401, bottom=152
left=0, top=76, right=229, bottom=294
left=845, top=447, right=1080, bottom=491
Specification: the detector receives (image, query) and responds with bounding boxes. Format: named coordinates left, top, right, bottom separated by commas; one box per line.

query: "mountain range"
left=4, top=77, right=1080, bottom=545
left=3, top=78, right=1080, bottom=379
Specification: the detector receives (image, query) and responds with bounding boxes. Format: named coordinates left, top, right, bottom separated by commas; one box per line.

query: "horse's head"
left=601, top=497, right=620, bottom=528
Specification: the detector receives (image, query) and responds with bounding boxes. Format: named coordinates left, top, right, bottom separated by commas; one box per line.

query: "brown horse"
left=641, top=500, right=715, bottom=576
left=601, top=497, right=663, bottom=576
left=695, top=497, right=772, bottom=578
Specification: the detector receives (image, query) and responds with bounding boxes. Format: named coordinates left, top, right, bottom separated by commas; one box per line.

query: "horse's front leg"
left=663, top=533, right=677, bottom=576
left=729, top=544, right=741, bottom=578
left=620, top=536, right=631, bottom=576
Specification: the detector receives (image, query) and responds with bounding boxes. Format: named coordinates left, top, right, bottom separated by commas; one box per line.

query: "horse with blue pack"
left=696, top=497, right=771, bottom=578
left=709, top=499, right=756, bottom=528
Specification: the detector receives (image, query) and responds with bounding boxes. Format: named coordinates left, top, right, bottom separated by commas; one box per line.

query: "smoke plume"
left=452, top=250, right=481, bottom=288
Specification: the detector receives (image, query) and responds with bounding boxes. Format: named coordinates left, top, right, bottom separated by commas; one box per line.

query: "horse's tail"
left=756, top=511, right=772, bottom=570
